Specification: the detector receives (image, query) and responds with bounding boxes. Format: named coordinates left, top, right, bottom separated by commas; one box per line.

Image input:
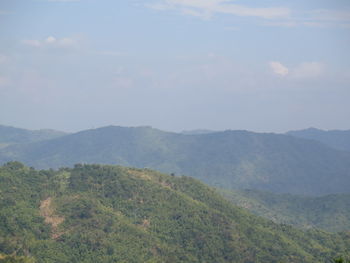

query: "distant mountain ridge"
left=1, top=125, right=350, bottom=196
left=0, top=125, right=68, bottom=148
left=181, top=129, right=215, bottom=135
left=287, top=127, right=350, bottom=152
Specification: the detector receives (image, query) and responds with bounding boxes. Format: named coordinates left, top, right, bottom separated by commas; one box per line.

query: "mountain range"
left=287, top=128, right=350, bottom=152
left=1, top=125, right=350, bottom=196
left=0, top=125, right=67, bottom=149
left=1, top=125, right=350, bottom=261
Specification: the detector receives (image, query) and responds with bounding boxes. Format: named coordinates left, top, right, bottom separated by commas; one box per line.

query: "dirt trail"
left=40, top=197, right=64, bottom=239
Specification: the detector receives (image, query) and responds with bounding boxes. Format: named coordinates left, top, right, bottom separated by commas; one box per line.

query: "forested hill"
left=220, top=189, right=350, bottom=233
left=1, top=126, right=350, bottom=195
left=0, top=125, right=67, bottom=148
left=1, top=162, right=350, bottom=263
left=287, top=128, right=350, bottom=152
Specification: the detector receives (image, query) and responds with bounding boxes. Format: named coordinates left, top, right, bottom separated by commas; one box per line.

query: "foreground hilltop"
left=1, top=126, right=350, bottom=195
left=0, top=162, right=349, bottom=262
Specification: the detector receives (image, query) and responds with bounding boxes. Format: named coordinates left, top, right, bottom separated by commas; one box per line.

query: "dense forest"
left=220, top=189, right=350, bottom=232
left=0, top=162, right=350, bottom=263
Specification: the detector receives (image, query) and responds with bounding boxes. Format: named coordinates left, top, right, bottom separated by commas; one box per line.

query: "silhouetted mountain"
left=1, top=126, right=350, bottom=196
left=287, top=128, right=350, bottom=152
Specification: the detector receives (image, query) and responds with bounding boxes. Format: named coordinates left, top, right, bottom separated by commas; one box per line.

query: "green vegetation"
left=0, top=162, right=350, bottom=262
left=333, top=258, right=350, bottom=263
left=220, top=189, right=350, bottom=232
left=0, top=254, right=35, bottom=263
left=1, top=126, right=350, bottom=195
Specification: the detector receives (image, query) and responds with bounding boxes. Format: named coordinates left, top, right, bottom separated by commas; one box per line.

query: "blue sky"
left=0, top=0, right=349, bottom=132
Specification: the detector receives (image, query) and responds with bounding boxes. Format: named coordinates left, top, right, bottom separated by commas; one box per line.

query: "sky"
left=0, top=0, right=349, bottom=133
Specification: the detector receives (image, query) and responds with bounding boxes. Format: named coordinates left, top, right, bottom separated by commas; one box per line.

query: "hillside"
left=1, top=162, right=350, bottom=262
left=220, top=189, right=350, bottom=233
left=287, top=128, right=350, bottom=152
left=0, top=125, right=67, bottom=149
left=1, top=126, right=350, bottom=195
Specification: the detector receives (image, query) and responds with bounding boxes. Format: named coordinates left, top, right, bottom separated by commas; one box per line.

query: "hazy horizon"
left=1, top=122, right=350, bottom=135
left=1, top=0, right=349, bottom=133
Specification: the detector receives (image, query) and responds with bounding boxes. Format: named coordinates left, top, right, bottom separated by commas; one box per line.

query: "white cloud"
left=181, top=8, right=212, bottom=19
left=22, top=36, right=79, bottom=49
left=291, top=62, right=325, bottom=79
left=150, top=1, right=350, bottom=29
left=263, top=9, right=350, bottom=29
left=269, top=61, right=289, bottom=76
left=149, top=0, right=291, bottom=19
left=269, top=61, right=325, bottom=80
left=45, top=36, right=57, bottom=44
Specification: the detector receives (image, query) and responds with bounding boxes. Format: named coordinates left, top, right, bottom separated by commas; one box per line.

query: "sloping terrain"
left=220, top=189, right=350, bottom=232
left=287, top=128, right=350, bottom=152
left=0, top=125, right=67, bottom=149
left=1, top=126, right=350, bottom=195
left=0, top=162, right=350, bottom=263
